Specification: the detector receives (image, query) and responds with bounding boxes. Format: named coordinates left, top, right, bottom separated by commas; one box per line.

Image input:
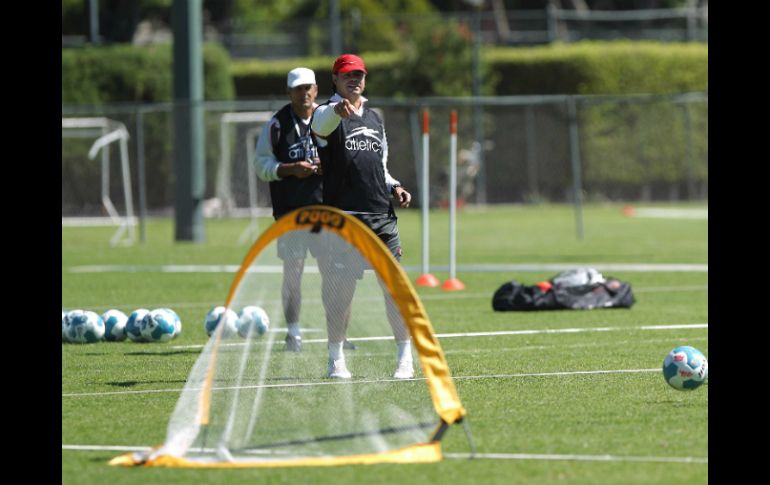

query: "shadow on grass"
left=89, top=456, right=126, bottom=463
left=124, top=350, right=201, bottom=356
left=107, top=380, right=188, bottom=387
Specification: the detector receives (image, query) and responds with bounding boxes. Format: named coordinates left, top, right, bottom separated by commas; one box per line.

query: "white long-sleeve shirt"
left=312, top=94, right=401, bottom=193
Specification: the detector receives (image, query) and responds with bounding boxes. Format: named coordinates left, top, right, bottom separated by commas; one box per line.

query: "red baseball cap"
left=332, top=54, right=367, bottom=74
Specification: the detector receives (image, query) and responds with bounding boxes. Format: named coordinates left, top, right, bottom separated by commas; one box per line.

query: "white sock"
left=328, top=341, right=344, bottom=361
left=287, top=322, right=301, bottom=338
left=396, top=340, right=412, bottom=363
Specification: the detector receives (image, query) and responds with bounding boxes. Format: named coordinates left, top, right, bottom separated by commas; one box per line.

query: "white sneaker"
left=327, top=358, right=352, bottom=379
left=393, top=359, right=414, bottom=379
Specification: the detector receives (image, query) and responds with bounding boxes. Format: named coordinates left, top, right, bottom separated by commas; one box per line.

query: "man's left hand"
left=393, top=187, right=411, bottom=208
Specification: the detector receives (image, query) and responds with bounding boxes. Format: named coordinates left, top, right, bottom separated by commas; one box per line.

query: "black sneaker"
left=343, top=339, right=357, bottom=350
left=284, top=335, right=302, bottom=352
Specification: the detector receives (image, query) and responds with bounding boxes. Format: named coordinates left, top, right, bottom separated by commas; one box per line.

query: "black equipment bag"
left=492, top=270, right=635, bottom=311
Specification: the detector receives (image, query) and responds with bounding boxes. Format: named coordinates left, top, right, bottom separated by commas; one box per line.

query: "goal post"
left=109, top=205, right=469, bottom=468
left=61, top=117, right=136, bottom=246
left=216, top=111, right=274, bottom=244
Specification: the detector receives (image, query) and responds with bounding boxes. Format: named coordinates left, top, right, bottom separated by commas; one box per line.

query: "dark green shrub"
left=486, top=41, right=708, bottom=95
left=62, top=42, right=234, bottom=103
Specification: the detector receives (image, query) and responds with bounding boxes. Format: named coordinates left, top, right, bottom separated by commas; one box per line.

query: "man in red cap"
left=312, top=54, right=414, bottom=380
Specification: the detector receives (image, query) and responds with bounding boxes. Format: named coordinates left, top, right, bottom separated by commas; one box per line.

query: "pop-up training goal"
left=110, top=205, right=469, bottom=468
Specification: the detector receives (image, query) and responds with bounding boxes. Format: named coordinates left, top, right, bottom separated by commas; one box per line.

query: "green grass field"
left=62, top=203, right=708, bottom=484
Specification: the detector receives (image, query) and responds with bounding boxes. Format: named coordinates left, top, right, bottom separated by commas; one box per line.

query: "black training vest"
left=317, top=104, right=391, bottom=213
left=268, top=104, right=322, bottom=218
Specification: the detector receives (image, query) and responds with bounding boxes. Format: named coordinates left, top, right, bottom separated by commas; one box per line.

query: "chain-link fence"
left=62, top=92, right=707, bottom=232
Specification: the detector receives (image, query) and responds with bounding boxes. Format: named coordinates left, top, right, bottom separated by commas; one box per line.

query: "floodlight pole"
left=472, top=5, right=487, bottom=205
left=330, top=0, right=342, bottom=55
left=88, top=0, right=100, bottom=45
left=172, top=0, right=205, bottom=242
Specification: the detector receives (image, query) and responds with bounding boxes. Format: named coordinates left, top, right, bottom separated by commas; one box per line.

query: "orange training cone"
left=416, top=273, right=440, bottom=287
left=441, top=278, right=465, bottom=291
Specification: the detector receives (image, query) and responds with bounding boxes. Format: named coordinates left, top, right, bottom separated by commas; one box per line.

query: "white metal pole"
left=422, top=110, right=430, bottom=274
left=217, top=119, right=231, bottom=215
left=119, top=135, right=136, bottom=245
left=101, top=124, right=111, bottom=219
left=442, top=110, right=464, bottom=291
left=238, top=128, right=259, bottom=245
left=246, top=129, right=258, bottom=223
left=449, top=111, right=457, bottom=279
left=416, top=109, right=438, bottom=287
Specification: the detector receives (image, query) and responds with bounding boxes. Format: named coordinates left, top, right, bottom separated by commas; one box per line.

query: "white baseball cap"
left=287, top=67, right=316, bottom=88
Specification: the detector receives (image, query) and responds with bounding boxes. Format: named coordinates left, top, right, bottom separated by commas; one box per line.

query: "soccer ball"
left=125, top=309, right=150, bottom=342
left=101, top=309, right=128, bottom=342
left=204, top=306, right=239, bottom=337
left=160, top=307, right=182, bottom=339
left=62, top=310, right=68, bottom=341
left=237, top=306, right=270, bottom=339
left=65, top=309, right=105, bottom=343
left=140, top=309, right=177, bottom=342
left=662, top=345, right=708, bottom=390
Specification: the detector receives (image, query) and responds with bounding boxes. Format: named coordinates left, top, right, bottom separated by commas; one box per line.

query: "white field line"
left=167, top=323, right=708, bottom=350
left=61, top=367, right=683, bottom=398
left=63, top=444, right=152, bottom=452
left=443, top=335, right=708, bottom=355
left=60, top=444, right=707, bottom=465
left=62, top=368, right=661, bottom=398
left=630, top=207, right=708, bottom=220
left=68, top=263, right=708, bottom=273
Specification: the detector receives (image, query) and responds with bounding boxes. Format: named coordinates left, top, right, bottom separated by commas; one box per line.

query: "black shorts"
left=317, top=212, right=402, bottom=280
left=353, top=212, right=402, bottom=262
left=276, top=230, right=321, bottom=261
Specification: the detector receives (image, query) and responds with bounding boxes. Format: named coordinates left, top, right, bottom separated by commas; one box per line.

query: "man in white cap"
left=254, top=67, right=324, bottom=352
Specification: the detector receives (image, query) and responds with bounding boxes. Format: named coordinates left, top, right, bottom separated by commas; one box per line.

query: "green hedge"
left=231, top=41, right=706, bottom=98
left=485, top=41, right=707, bottom=95
left=230, top=52, right=400, bottom=100
left=62, top=43, right=234, bottom=103
left=61, top=40, right=707, bottom=102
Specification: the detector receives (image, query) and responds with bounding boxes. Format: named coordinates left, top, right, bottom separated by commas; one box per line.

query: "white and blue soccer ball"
left=65, top=309, right=105, bottom=343
left=140, top=309, right=177, bottom=342
left=237, top=306, right=270, bottom=339
left=663, top=345, right=708, bottom=390
left=101, top=309, right=128, bottom=342
left=160, top=307, right=182, bottom=339
left=204, top=306, right=239, bottom=337
left=62, top=310, right=68, bottom=341
left=125, top=309, right=150, bottom=342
